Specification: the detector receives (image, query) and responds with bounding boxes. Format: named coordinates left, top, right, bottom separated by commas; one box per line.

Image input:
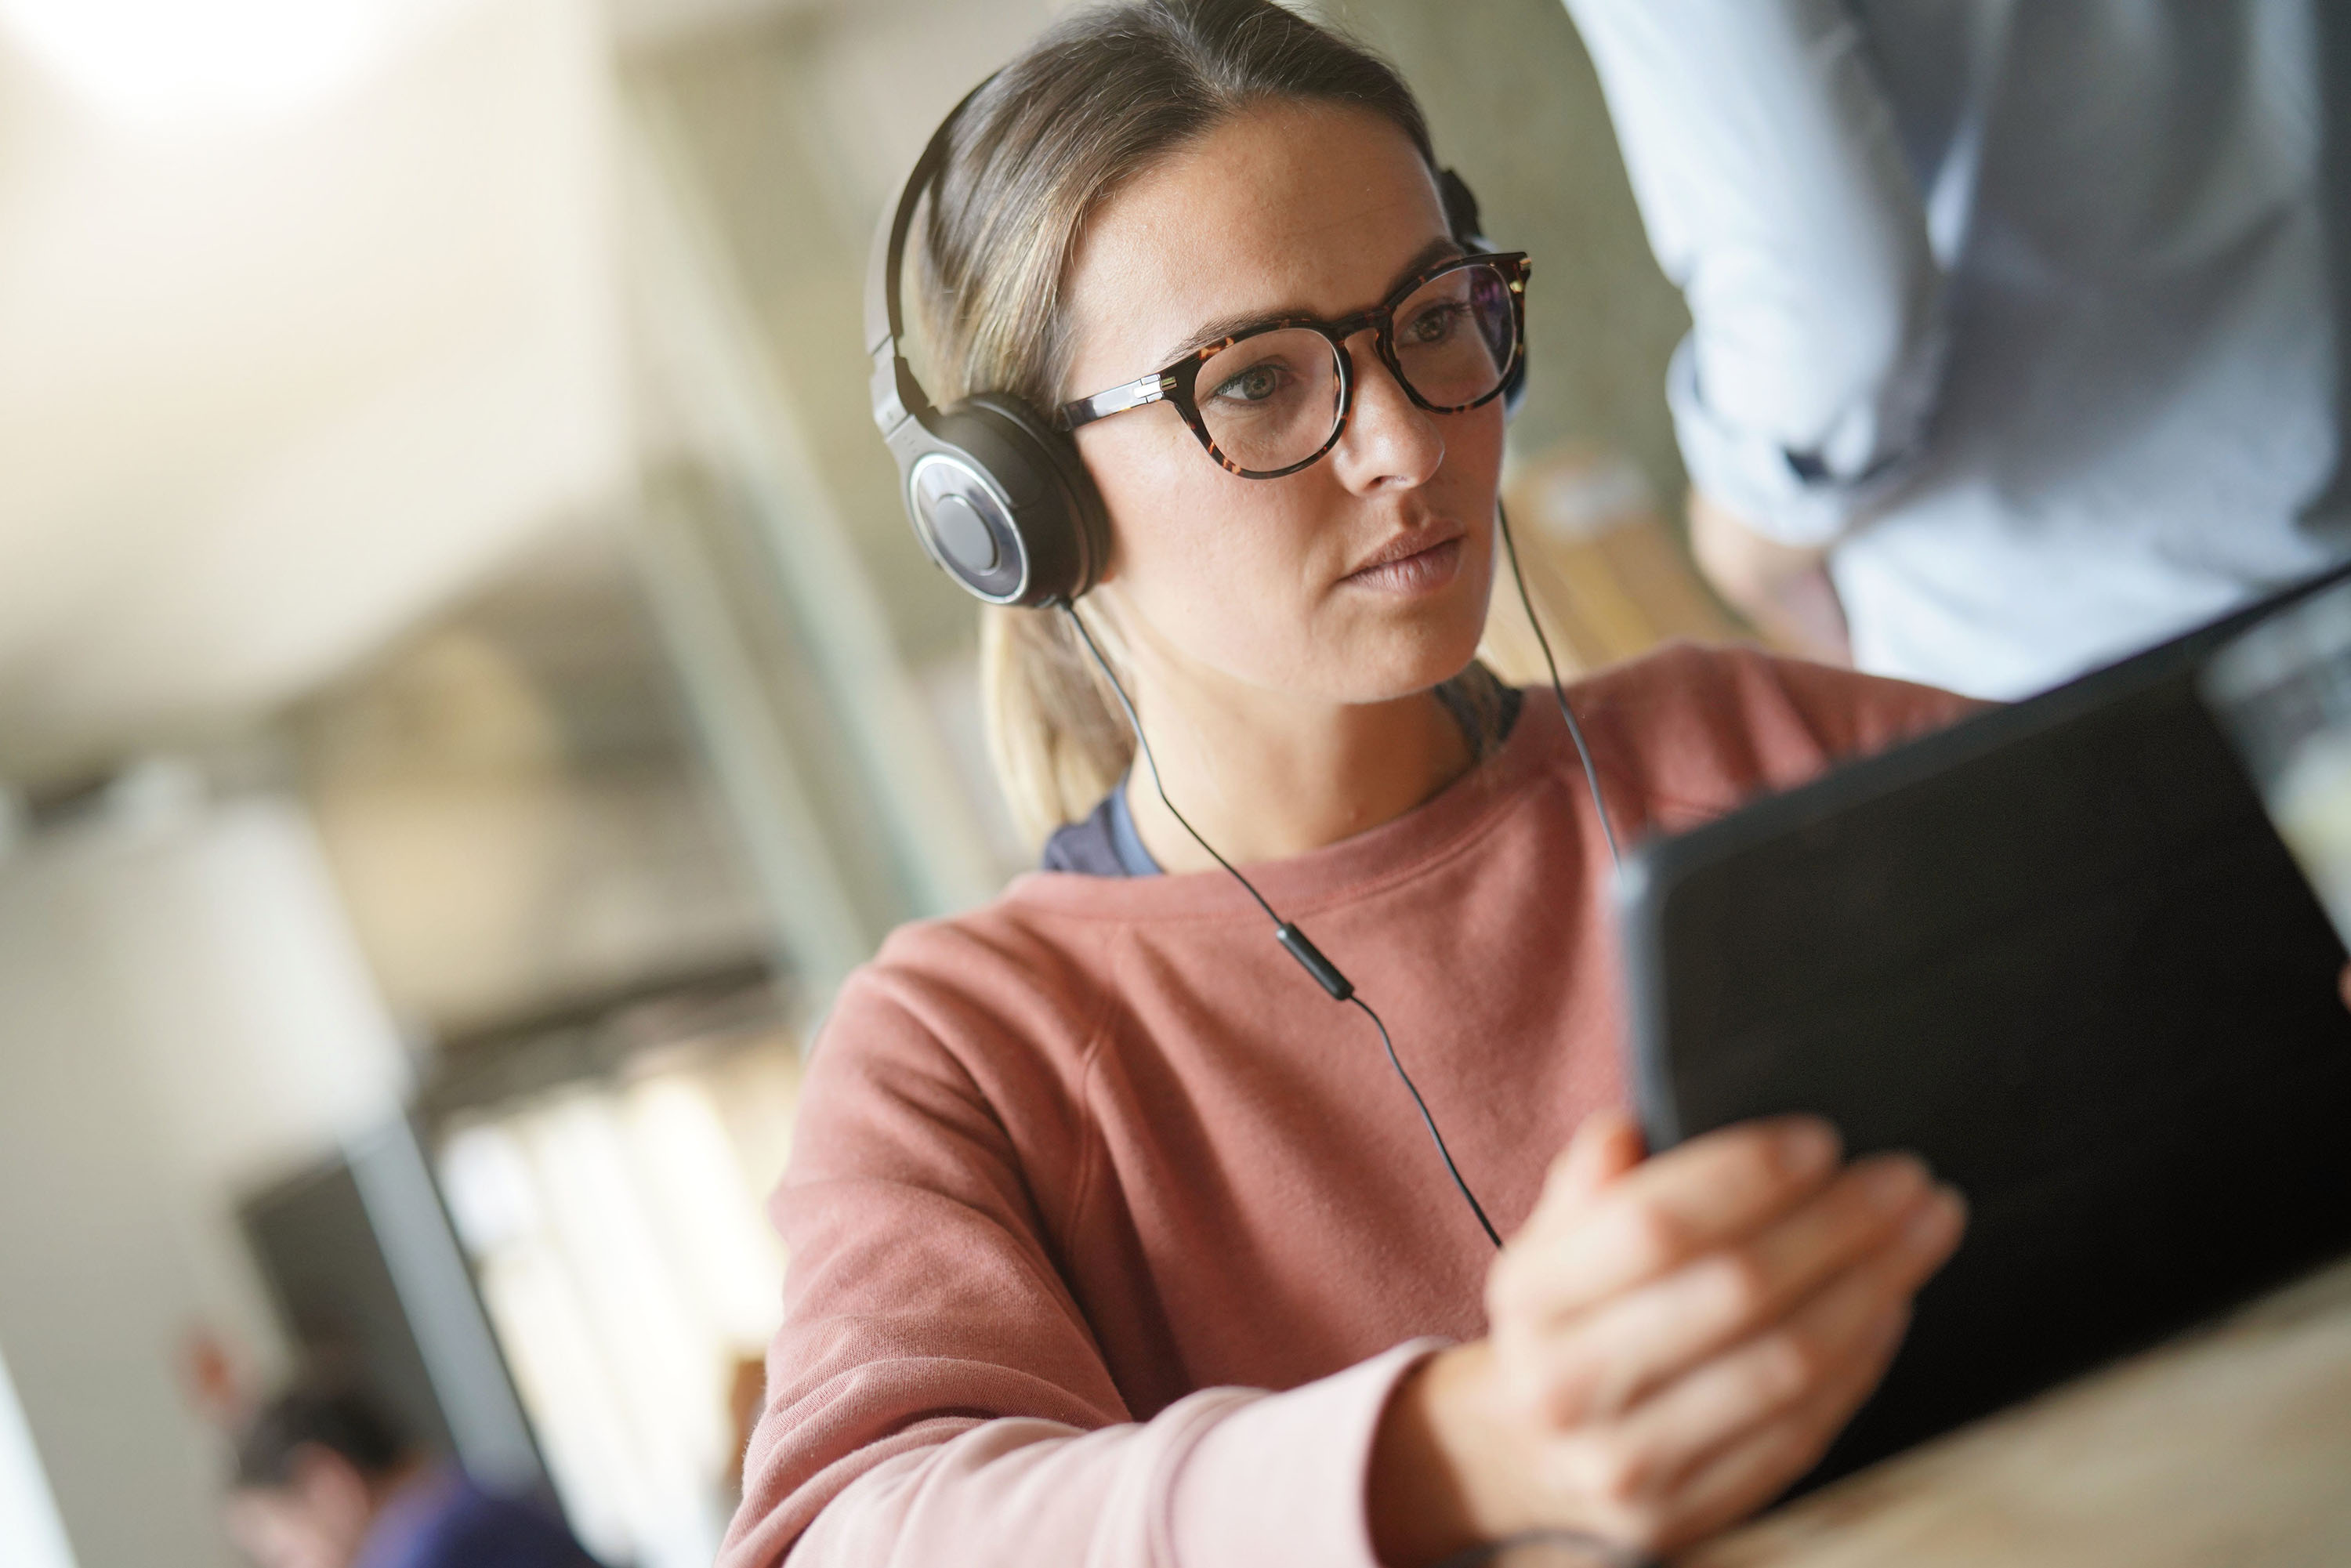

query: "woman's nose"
left=1330, top=340, right=1444, bottom=493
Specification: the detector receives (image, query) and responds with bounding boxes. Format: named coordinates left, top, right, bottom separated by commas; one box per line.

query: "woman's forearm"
left=748, top=1344, right=1443, bottom=1568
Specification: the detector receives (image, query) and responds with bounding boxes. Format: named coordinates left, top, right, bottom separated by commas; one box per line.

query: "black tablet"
left=1616, top=565, right=2351, bottom=1487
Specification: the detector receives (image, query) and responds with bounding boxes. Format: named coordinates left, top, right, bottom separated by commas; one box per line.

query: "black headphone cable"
left=1056, top=507, right=1619, bottom=1252
left=1497, top=498, right=1621, bottom=870
left=1061, top=603, right=1507, bottom=1250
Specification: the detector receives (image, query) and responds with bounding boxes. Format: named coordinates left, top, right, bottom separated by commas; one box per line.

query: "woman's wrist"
left=1367, top=1341, right=1529, bottom=1567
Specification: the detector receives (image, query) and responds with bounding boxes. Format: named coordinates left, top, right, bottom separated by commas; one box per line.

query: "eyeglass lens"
left=1193, top=260, right=1517, bottom=476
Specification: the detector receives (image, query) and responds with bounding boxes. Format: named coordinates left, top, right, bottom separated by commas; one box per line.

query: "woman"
left=723, top=3, right=1969, bottom=1563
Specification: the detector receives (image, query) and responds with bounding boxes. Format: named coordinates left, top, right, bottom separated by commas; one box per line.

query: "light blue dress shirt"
left=1565, top=0, right=2346, bottom=697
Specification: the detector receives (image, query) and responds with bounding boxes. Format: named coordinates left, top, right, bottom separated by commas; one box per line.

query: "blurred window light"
left=0, top=1338, right=75, bottom=1568
left=438, top=1036, right=797, bottom=1568
left=0, top=0, right=447, bottom=126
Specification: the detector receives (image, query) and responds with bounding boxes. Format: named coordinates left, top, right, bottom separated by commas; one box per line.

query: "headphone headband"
left=864, top=71, right=1109, bottom=607
left=866, top=76, right=999, bottom=448
left=865, top=78, right=992, bottom=375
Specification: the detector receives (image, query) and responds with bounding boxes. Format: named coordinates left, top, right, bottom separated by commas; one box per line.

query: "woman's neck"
left=1118, top=661, right=1476, bottom=874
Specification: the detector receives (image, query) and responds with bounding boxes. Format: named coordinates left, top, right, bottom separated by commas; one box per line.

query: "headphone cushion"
left=920, top=394, right=1107, bottom=606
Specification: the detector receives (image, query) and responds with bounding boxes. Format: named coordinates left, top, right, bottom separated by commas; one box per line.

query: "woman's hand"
left=1368, top=1111, right=1965, bottom=1564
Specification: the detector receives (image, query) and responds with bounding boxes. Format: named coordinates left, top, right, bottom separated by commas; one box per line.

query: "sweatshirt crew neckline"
left=1006, top=686, right=1585, bottom=925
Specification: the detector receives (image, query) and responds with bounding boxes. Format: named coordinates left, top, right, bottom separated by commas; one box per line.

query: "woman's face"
left=1060, top=100, right=1504, bottom=707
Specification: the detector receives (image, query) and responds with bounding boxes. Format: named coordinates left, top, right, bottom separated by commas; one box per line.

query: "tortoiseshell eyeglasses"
left=1057, top=251, right=1531, bottom=479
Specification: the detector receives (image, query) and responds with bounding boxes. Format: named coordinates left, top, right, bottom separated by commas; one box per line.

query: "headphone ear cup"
left=965, top=393, right=1108, bottom=602
left=1438, top=167, right=1483, bottom=247
left=902, top=395, right=1107, bottom=607
left=1440, top=166, right=1529, bottom=419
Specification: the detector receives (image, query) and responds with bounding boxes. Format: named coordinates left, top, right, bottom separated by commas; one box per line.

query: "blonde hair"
left=917, top=0, right=1446, bottom=843
left=977, top=603, right=1136, bottom=847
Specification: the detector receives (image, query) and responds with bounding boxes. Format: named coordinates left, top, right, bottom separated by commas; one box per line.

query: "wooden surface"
left=1685, top=1255, right=2351, bottom=1567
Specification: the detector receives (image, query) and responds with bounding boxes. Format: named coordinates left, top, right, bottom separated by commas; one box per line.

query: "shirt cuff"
left=1165, top=1338, right=1448, bottom=1568
left=1665, top=327, right=1956, bottom=552
left=1667, top=339, right=1864, bottom=548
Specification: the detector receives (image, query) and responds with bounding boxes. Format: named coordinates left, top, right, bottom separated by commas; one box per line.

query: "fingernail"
left=1859, top=1155, right=1927, bottom=1211
left=1780, top=1119, right=1838, bottom=1178
left=1906, top=1188, right=1966, bottom=1252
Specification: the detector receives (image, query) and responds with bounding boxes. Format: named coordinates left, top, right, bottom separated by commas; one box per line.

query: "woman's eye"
left=1210, top=363, right=1287, bottom=404
left=1402, top=302, right=1467, bottom=346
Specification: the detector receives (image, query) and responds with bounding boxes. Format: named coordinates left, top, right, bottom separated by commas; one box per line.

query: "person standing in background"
left=1563, top=0, right=2349, bottom=698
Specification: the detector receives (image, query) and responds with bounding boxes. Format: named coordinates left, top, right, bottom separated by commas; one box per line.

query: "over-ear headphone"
left=864, top=77, right=1524, bottom=607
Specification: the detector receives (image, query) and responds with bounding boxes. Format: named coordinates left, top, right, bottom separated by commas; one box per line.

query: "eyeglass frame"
left=1055, top=250, right=1531, bottom=480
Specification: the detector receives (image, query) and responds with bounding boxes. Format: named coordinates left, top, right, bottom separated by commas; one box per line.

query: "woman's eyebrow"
left=1151, top=236, right=1468, bottom=366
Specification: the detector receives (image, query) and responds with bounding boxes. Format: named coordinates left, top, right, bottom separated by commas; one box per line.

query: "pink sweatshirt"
left=722, top=645, right=1967, bottom=1568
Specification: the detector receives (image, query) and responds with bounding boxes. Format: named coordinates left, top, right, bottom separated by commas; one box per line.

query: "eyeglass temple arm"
left=1059, top=371, right=1179, bottom=431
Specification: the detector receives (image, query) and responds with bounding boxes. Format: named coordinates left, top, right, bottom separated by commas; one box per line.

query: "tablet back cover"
left=1618, top=596, right=2351, bottom=1484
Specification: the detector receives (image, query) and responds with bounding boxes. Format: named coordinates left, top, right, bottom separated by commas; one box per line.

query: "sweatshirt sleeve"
left=717, top=958, right=1442, bottom=1568
left=1575, top=643, right=1987, bottom=835
left=781, top=1342, right=1439, bottom=1568
left=1563, top=0, right=1946, bottom=545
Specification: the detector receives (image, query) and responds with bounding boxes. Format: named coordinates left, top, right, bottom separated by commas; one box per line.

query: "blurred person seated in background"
left=225, top=1383, right=598, bottom=1568
left=1565, top=0, right=2350, bottom=698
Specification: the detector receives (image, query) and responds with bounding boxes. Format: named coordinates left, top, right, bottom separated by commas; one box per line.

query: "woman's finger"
left=1515, top=1155, right=1933, bottom=1422
left=1503, top=1111, right=1642, bottom=1266
left=1646, top=1302, right=1912, bottom=1551
left=1607, top=1185, right=1961, bottom=1534
left=1496, top=1117, right=1842, bottom=1324
left=1607, top=1183, right=1957, bottom=1472
left=1512, top=1301, right=1911, bottom=1559
left=1545, top=1109, right=1647, bottom=1215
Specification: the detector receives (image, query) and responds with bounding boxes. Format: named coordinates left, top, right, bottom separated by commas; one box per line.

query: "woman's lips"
left=1342, top=533, right=1465, bottom=595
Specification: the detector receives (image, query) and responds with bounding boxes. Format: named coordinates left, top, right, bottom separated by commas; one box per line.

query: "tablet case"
left=1617, top=565, right=2351, bottom=1487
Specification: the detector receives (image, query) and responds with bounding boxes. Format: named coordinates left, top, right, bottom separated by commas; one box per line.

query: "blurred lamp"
left=0, top=0, right=411, bottom=125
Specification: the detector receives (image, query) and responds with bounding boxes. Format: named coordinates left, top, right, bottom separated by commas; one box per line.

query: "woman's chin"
left=1382, top=571, right=1496, bottom=676
left=1325, top=617, right=1497, bottom=705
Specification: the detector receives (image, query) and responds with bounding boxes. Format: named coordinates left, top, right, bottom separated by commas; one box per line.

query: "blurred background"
left=0, top=2, right=1733, bottom=1564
